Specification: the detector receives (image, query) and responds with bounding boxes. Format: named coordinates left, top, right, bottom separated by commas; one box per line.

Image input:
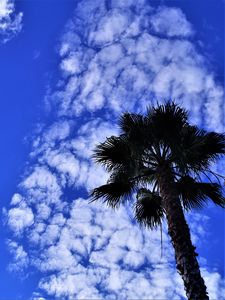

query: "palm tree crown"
left=92, top=102, right=225, bottom=223
left=91, top=102, right=225, bottom=299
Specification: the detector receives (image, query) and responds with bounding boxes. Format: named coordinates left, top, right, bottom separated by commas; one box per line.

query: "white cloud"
left=61, top=53, right=81, bottom=75
left=42, top=149, right=80, bottom=186
left=7, top=199, right=34, bottom=235
left=150, top=6, right=193, bottom=37
left=21, top=166, right=62, bottom=205
left=70, top=119, right=117, bottom=159
left=7, top=240, right=29, bottom=271
left=30, top=119, right=115, bottom=190
left=98, top=44, right=124, bottom=64
left=47, top=1, right=224, bottom=131
left=33, top=199, right=184, bottom=299
left=43, top=121, right=71, bottom=144
left=7, top=198, right=223, bottom=299
left=89, top=10, right=129, bottom=46
left=0, top=0, right=23, bottom=42
left=202, top=269, right=225, bottom=300
left=111, top=0, right=146, bottom=9
left=10, top=193, right=23, bottom=205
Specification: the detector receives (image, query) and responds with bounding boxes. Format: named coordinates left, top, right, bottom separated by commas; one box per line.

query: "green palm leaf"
left=134, top=188, right=164, bottom=229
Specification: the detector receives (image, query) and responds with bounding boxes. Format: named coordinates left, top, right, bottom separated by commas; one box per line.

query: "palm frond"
left=146, top=102, right=188, bottom=144
left=91, top=102, right=225, bottom=220
left=134, top=188, right=164, bottom=229
left=171, top=126, right=206, bottom=173
left=119, top=113, right=146, bottom=134
left=173, top=126, right=225, bottom=173
left=197, top=182, right=225, bottom=208
left=93, top=135, right=131, bottom=171
left=119, top=113, right=151, bottom=146
left=202, top=131, right=225, bottom=158
left=176, top=176, right=225, bottom=210
left=90, top=172, right=135, bottom=208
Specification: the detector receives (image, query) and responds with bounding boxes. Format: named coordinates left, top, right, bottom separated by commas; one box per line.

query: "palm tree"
left=91, top=102, right=225, bottom=300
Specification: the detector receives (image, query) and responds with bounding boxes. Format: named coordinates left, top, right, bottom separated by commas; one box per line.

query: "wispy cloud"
left=5, top=0, right=224, bottom=299
left=0, top=0, right=23, bottom=42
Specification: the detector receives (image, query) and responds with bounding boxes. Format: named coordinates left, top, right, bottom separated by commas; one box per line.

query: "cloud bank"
left=5, top=0, right=224, bottom=299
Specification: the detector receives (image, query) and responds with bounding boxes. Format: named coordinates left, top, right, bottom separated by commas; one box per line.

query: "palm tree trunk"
left=158, top=166, right=209, bottom=300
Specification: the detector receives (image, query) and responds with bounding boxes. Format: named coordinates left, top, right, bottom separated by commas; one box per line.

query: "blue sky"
left=0, top=0, right=224, bottom=299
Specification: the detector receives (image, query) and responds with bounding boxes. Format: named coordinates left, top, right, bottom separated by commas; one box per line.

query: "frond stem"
left=201, top=171, right=214, bottom=184
left=207, top=170, right=224, bottom=185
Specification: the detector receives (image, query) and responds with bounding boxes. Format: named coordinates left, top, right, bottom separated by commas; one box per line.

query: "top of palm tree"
left=91, top=102, right=225, bottom=228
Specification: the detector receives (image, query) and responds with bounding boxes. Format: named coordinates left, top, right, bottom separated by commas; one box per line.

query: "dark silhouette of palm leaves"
left=93, top=136, right=132, bottom=171
left=172, top=126, right=225, bottom=173
left=91, top=102, right=225, bottom=226
left=91, top=170, right=135, bottom=208
left=135, top=188, right=164, bottom=229
left=176, top=175, right=225, bottom=210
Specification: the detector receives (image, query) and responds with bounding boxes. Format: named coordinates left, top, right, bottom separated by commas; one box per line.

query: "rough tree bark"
left=158, top=165, right=209, bottom=300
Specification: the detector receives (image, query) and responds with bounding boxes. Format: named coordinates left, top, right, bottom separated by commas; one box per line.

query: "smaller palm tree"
left=91, top=102, right=225, bottom=300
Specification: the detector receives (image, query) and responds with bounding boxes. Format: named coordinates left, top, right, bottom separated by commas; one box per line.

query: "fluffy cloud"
left=6, top=0, right=225, bottom=299
left=0, top=0, right=23, bottom=42
left=46, top=0, right=224, bottom=132
left=150, top=6, right=193, bottom=37
left=7, top=240, right=29, bottom=271
left=7, top=194, right=34, bottom=235
left=17, top=199, right=225, bottom=299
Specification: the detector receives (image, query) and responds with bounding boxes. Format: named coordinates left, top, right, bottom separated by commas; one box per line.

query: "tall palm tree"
left=91, top=102, right=225, bottom=300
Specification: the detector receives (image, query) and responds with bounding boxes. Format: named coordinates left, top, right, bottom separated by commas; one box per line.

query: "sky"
left=0, top=0, right=224, bottom=299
